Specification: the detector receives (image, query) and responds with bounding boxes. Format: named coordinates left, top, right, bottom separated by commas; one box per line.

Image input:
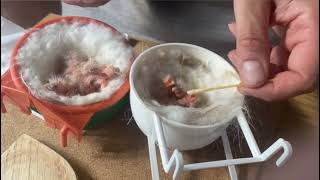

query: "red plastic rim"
left=10, top=16, right=133, bottom=114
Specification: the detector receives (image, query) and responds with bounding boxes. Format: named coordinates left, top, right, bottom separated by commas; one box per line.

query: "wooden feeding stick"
left=187, top=83, right=240, bottom=95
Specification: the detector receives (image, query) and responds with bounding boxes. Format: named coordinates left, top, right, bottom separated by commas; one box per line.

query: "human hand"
left=228, top=0, right=319, bottom=101
left=63, top=0, right=110, bottom=7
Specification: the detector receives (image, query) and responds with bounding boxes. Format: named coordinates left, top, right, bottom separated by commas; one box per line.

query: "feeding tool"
left=187, top=83, right=240, bottom=95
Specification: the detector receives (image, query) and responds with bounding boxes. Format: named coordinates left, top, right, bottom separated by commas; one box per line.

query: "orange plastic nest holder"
left=1, top=16, right=133, bottom=147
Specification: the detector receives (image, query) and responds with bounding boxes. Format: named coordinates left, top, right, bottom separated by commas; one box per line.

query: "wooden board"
left=1, top=134, right=77, bottom=180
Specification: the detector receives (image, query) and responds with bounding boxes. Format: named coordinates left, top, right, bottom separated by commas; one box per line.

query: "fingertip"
left=237, top=81, right=277, bottom=101
left=228, top=22, right=236, bottom=28
left=237, top=85, right=249, bottom=95
left=228, top=22, right=237, bottom=37
left=228, top=51, right=240, bottom=70
left=237, top=86, right=269, bottom=101
left=227, top=50, right=235, bottom=60
left=239, top=60, right=267, bottom=88
left=237, top=82, right=245, bottom=88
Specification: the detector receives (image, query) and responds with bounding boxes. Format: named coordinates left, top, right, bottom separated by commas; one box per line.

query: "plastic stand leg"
left=147, top=111, right=293, bottom=180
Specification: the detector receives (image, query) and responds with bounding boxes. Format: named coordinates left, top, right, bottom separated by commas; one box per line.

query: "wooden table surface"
left=1, top=134, right=77, bottom=180
left=1, top=13, right=319, bottom=180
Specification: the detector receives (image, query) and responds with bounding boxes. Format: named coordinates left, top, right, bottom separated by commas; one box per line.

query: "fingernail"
left=241, top=60, right=266, bottom=87
left=227, top=52, right=234, bottom=60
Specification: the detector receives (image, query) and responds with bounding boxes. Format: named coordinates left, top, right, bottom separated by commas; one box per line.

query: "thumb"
left=234, top=0, right=272, bottom=88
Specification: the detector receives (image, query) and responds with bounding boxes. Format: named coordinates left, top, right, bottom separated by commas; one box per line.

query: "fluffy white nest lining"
left=134, top=46, right=244, bottom=126
left=15, top=21, right=133, bottom=105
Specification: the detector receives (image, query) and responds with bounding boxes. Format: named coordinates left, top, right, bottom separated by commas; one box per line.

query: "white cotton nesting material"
left=133, top=46, right=244, bottom=126
left=15, top=21, right=133, bottom=105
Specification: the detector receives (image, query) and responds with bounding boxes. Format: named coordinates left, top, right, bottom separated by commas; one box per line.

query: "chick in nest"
left=44, top=51, right=120, bottom=97
left=162, top=74, right=197, bottom=107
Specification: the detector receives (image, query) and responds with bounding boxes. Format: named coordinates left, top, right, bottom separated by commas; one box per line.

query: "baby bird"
left=162, top=74, right=197, bottom=107
left=44, top=51, right=120, bottom=97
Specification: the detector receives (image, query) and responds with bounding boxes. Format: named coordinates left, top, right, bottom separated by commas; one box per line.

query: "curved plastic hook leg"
left=171, top=150, right=183, bottom=180
left=153, top=113, right=184, bottom=180
left=275, top=139, right=293, bottom=167
left=147, top=136, right=160, bottom=180
left=261, top=138, right=293, bottom=167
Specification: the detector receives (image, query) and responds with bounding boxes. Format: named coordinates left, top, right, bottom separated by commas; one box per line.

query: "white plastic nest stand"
left=147, top=111, right=293, bottom=180
left=30, top=109, right=293, bottom=180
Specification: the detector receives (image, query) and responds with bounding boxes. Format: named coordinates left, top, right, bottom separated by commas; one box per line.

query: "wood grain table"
left=1, top=134, right=77, bottom=180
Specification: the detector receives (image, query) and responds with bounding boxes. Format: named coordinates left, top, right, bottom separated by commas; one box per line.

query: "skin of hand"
left=228, top=0, right=319, bottom=101
left=63, top=0, right=110, bottom=7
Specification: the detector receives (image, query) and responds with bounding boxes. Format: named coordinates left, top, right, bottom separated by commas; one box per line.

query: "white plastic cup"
left=130, top=43, right=236, bottom=150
